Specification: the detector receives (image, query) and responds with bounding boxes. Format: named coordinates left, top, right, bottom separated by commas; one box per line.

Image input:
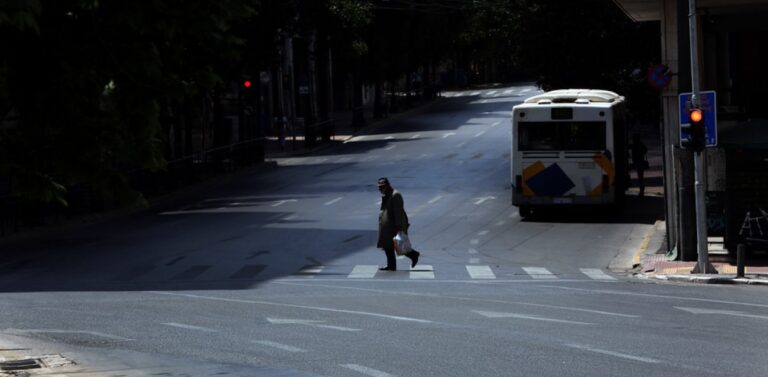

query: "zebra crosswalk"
left=292, top=264, right=618, bottom=281
left=55, top=263, right=619, bottom=284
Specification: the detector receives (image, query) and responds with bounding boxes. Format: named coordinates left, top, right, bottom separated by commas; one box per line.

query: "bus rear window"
left=518, top=121, right=606, bottom=151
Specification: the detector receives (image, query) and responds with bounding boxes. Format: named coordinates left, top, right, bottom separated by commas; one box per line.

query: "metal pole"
left=688, top=0, right=716, bottom=274
left=688, top=0, right=700, bottom=109
left=737, top=244, right=746, bottom=278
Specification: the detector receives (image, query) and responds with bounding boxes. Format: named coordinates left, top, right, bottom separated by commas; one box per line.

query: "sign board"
left=679, top=91, right=717, bottom=147
left=647, top=64, right=672, bottom=89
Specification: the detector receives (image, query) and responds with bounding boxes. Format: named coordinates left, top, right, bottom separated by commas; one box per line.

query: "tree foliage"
left=0, top=0, right=255, bottom=207
left=0, top=0, right=659, bottom=211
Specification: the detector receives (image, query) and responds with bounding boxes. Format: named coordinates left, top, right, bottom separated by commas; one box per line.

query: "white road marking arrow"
left=267, top=318, right=360, bottom=331
left=272, top=199, right=298, bottom=207
left=473, top=310, right=594, bottom=325
left=675, top=307, right=768, bottom=320
left=442, top=132, right=456, bottom=138
left=473, top=196, right=496, bottom=205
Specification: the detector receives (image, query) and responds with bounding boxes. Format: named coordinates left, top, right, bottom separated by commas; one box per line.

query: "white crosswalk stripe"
left=296, top=266, right=324, bottom=278
left=348, top=265, right=378, bottom=279
left=466, top=265, right=495, bottom=279
left=522, top=267, right=558, bottom=279
left=410, top=265, right=434, bottom=279
left=579, top=268, right=617, bottom=281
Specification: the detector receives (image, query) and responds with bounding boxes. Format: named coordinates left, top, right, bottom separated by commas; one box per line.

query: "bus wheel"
left=519, top=206, right=532, bottom=217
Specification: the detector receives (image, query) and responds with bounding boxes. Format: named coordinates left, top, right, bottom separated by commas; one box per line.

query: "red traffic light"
left=689, top=108, right=703, bottom=123
left=243, top=80, right=253, bottom=88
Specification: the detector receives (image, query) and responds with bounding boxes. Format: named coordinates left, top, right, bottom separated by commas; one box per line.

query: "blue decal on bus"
left=525, top=163, right=575, bottom=197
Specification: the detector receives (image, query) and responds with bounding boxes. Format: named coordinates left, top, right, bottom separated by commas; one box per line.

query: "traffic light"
left=243, top=79, right=253, bottom=88
left=681, top=108, right=705, bottom=152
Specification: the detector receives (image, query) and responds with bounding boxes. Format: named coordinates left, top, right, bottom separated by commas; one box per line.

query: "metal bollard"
left=737, top=244, right=746, bottom=278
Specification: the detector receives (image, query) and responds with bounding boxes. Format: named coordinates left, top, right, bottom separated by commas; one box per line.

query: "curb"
left=636, top=273, right=768, bottom=285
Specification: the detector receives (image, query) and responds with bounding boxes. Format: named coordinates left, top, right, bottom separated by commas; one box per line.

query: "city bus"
left=511, top=89, right=628, bottom=217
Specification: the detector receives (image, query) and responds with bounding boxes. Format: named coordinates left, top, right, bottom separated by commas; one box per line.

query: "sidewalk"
left=261, top=98, right=435, bottom=160
left=620, top=124, right=768, bottom=285
left=632, top=221, right=768, bottom=285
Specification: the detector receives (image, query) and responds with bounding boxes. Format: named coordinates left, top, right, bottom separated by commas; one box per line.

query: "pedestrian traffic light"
left=681, top=108, right=705, bottom=152
left=243, top=79, right=253, bottom=88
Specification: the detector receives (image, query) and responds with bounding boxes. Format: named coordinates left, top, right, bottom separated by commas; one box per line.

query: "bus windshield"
left=518, top=121, right=606, bottom=151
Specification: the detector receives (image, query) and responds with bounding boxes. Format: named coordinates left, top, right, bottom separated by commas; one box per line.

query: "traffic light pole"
left=688, top=0, right=716, bottom=274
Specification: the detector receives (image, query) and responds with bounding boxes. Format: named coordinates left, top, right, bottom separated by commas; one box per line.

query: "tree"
left=0, top=0, right=256, bottom=209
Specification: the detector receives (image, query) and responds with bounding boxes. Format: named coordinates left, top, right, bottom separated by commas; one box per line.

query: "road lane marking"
left=580, top=268, right=617, bottom=281
left=409, top=134, right=420, bottom=139
left=540, top=286, right=768, bottom=310
left=477, top=230, right=489, bottom=236
left=267, top=318, right=360, bottom=331
left=523, top=267, right=557, bottom=279
left=467, top=265, right=495, bottom=279
left=337, top=157, right=352, bottom=163
left=675, top=307, right=768, bottom=321
left=495, top=220, right=506, bottom=226
left=341, top=364, right=397, bottom=377
left=469, top=239, right=479, bottom=245
left=348, top=265, right=378, bottom=279
left=272, top=199, right=298, bottom=207
left=416, top=153, right=429, bottom=160
left=442, top=132, right=456, bottom=138
left=469, top=258, right=480, bottom=264
left=324, top=197, right=343, bottom=206
left=473, top=311, right=593, bottom=325
left=485, top=90, right=497, bottom=95
left=162, top=322, right=217, bottom=332
left=385, top=136, right=394, bottom=140
left=410, top=265, right=434, bottom=279
left=253, top=340, right=306, bottom=353
left=503, top=90, right=514, bottom=94
left=490, top=121, right=501, bottom=127
left=427, top=195, right=443, bottom=204
left=148, top=292, right=433, bottom=323
left=470, top=91, right=481, bottom=96
left=468, top=248, right=478, bottom=254
left=383, top=145, right=396, bottom=150
left=274, top=282, right=640, bottom=318
left=473, top=196, right=496, bottom=205
left=564, top=344, right=661, bottom=364
left=474, top=130, right=486, bottom=137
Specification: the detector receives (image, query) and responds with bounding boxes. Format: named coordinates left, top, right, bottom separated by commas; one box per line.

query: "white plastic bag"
left=393, top=231, right=413, bottom=256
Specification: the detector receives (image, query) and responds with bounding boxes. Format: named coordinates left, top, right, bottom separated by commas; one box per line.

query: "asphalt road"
left=1, top=84, right=767, bottom=377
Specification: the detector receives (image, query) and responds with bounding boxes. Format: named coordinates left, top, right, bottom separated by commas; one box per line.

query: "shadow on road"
left=520, top=194, right=665, bottom=225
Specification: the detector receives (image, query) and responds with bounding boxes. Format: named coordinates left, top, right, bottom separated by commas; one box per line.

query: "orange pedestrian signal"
left=690, top=108, right=703, bottom=123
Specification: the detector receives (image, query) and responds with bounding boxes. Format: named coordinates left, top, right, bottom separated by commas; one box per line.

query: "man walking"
left=377, top=177, right=420, bottom=271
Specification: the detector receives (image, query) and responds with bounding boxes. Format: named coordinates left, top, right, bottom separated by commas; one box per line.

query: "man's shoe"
left=379, top=266, right=395, bottom=271
left=409, top=251, right=420, bottom=268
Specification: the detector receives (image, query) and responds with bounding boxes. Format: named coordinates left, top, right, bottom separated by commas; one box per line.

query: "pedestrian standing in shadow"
left=377, top=177, right=420, bottom=271
left=630, top=133, right=649, bottom=197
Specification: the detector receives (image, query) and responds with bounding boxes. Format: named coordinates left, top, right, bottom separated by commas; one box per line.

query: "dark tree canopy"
left=0, top=0, right=658, bottom=211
